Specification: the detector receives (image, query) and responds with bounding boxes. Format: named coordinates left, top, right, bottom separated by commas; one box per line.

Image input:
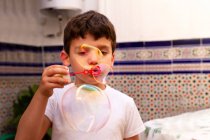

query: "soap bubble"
left=91, top=63, right=113, bottom=84
left=61, top=84, right=111, bottom=132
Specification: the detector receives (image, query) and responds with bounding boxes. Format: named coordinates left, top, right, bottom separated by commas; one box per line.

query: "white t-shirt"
left=45, top=83, right=145, bottom=140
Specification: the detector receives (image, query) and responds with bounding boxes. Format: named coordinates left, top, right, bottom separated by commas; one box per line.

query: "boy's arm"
left=15, top=65, right=70, bottom=140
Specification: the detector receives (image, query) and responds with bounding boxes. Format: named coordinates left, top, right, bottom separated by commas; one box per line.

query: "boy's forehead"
left=70, top=35, right=112, bottom=50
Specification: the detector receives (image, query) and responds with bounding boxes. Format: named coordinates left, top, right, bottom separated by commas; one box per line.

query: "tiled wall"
left=1, top=39, right=210, bottom=134
left=0, top=44, right=62, bottom=135
left=112, top=39, right=210, bottom=121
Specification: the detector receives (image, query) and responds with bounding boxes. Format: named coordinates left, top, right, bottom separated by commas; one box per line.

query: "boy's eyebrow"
left=96, top=45, right=111, bottom=50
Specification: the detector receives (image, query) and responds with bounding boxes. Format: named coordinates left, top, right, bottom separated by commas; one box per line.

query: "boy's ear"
left=60, top=50, right=71, bottom=66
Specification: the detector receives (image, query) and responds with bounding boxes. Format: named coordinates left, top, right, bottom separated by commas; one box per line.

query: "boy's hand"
left=37, top=65, right=70, bottom=97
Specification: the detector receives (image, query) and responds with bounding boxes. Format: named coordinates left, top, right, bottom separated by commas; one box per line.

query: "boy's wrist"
left=36, top=87, right=53, bottom=99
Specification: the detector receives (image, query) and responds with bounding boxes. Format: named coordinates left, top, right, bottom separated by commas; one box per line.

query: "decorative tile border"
left=115, top=46, right=210, bottom=61
left=1, top=39, right=210, bottom=76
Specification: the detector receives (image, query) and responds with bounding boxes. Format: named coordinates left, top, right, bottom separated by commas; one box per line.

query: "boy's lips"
left=90, top=66, right=102, bottom=76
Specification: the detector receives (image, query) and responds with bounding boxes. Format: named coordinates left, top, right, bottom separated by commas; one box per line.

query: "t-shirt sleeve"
left=45, top=95, right=55, bottom=122
left=124, top=98, right=145, bottom=138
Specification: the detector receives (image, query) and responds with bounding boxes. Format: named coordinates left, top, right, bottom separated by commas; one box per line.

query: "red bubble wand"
left=69, top=66, right=101, bottom=76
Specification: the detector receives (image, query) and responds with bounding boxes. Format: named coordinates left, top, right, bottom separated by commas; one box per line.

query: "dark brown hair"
left=63, top=10, right=116, bottom=54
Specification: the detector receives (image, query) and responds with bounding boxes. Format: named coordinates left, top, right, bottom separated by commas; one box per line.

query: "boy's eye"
left=100, top=49, right=109, bottom=55
left=101, top=51, right=108, bottom=55
left=78, top=51, right=87, bottom=55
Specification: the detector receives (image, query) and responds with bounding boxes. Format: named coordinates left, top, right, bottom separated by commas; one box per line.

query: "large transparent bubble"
left=61, top=84, right=111, bottom=132
left=61, top=44, right=113, bottom=132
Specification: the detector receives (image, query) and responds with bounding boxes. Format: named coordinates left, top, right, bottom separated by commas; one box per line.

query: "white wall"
left=0, top=0, right=45, bottom=46
left=0, top=0, right=99, bottom=46
left=99, top=0, right=210, bottom=42
left=0, top=0, right=81, bottom=46
left=1, top=0, right=210, bottom=46
left=99, top=0, right=142, bottom=42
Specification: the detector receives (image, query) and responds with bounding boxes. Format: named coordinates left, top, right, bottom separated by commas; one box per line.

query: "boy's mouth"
left=90, top=66, right=101, bottom=76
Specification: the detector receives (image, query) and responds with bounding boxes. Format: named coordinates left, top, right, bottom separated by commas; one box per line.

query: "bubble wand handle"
left=69, top=66, right=101, bottom=76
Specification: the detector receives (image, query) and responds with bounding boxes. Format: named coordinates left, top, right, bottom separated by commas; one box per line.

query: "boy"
left=15, top=10, right=145, bottom=140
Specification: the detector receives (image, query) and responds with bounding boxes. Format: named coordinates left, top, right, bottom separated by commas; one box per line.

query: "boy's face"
left=61, top=34, right=114, bottom=89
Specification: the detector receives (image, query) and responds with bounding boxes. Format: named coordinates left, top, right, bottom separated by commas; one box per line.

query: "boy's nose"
left=88, top=54, right=99, bottom=65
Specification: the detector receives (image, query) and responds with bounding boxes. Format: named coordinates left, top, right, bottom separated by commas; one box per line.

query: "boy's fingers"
left=49, top=76, right=70, bottom=85
left=40, top=76, right=70, bottom=90
left=45, top=65, right=68, bottom=71
left=44, top=65, right=69, bottom=77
